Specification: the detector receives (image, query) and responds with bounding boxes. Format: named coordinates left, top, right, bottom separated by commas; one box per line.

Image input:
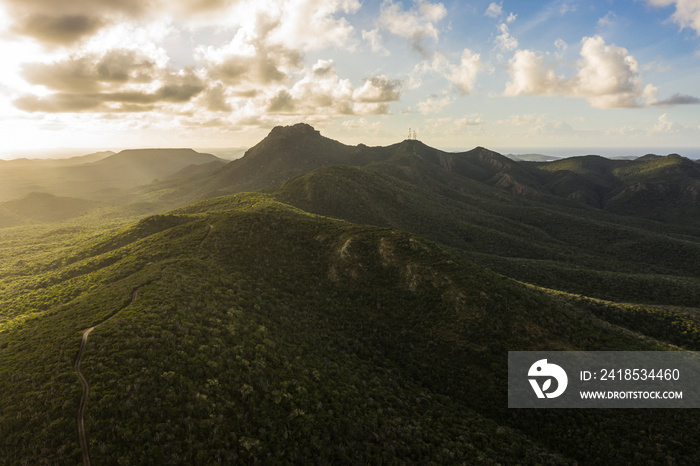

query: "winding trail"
left=74, top=290, right=138, bottom=465
left=74, top=327, right=95, bottom=466
left=199, top=223, right=213, bottom=249
left=73, top=224, right=212, bottom=464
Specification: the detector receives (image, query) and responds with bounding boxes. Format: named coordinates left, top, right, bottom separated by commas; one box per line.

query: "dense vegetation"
left=1, top=125, right=699, bottom=464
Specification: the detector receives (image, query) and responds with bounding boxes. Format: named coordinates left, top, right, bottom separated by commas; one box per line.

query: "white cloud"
left=378, top=0, right=447, bottom=53
left=653, top=112, right=674, bottom=132
left=597, top=11, right=617, bottom=27
left=417, top=94, right=452, bottom=114
left=647, top=0, right=700, bottom=35
left=362, top=28, right=390, bottom=56
left=559, top=2, right=577, bottom=14
left=264, top=0, right=362, bottom=51
left=448, top=49, right=483, bottom=94
left=259, top=60, right=402, bottom=118
left=504, top=36, right=671, bottom=109
left=496, top=113, right=547, bottom=127
left=495, top=23, right=518, bottom=51
left=455, top=115, right=483, bottom=126
left=571, top=36, right=648, bottom=108
left=341, top=117, right=381, bottom=130
left=485, top=2, right=503, bottom=18
left=506, top=12, right=517, bottom=23
left=352, top=75, right=402, bottom=103
left=504, top=49, right=564, bottom=96
left=426, top=49, right=483, bottom=95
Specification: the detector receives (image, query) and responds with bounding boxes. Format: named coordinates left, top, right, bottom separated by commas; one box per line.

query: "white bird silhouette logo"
left=528, top=359, right=568, bottom=398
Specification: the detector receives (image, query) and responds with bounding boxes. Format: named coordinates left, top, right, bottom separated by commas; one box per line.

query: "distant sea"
left=441, top=146, right=700, bottom=160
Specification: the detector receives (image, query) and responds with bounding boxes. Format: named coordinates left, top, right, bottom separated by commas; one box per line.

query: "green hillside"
left=1, top=194, right=698, bottom=464
left=275, top=159, right=700, bottom=307
left=0, top=192, right=104, bottom=228
left=533, top=154, right=700, bottom=223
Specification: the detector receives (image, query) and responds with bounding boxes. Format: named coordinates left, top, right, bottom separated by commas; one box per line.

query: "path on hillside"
left=200, top=223, right=213, bottom=249
left=74, top=290, right=138, bottom=466
left=73, top=224, right=212, bottom=464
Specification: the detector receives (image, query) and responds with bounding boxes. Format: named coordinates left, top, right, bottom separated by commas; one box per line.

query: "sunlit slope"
left=139, top=123, right=395, bottom=203
left=1, top=193, right=698, bottom=464
left=0, top=192, right=104, bottom=228
left=0, top=149, right=223, bottom=202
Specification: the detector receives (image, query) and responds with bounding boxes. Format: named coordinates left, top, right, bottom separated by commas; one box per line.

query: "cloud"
left=597, top=11, right=617, bottom=27
left=653, top=113, right=675, bottom=132
left=341, top=117, right=381, bottom=131
left=196, top=0, right=361, bottom=87
left=485, top=2, right=503, bottom=18
left=15, top=58, right=205, bottom=113
left=559, top=2, right=577, bottom=15
left=653, top=93, right=700, bottom=106
left=263, top=60, right=401, bottom=118
left=352, top=76, right=402, bottom=103
left=201, top=43, right=303, bottom=86
left=447, top=49, right=483, bottom=94
left=495, top=23, right=518, bottom=51
left=263, top=0, right=362, bottom=51
left=504, top=49, right=564, bottom=96
left=417, top=95, right=452, bottom=114
left=571, top=35, right=646, bottom=108
left=267, top=89, right=296, bottom=113
left=504, top=36, right=688, bottom=109
left=203, top=84, right=233, bottom=112
left=455, top=115, right=483, bottom=126
left=21, top=49, right=157, bottom=92
left=647, top=0, right=700, bottom=35
left=378, top=0, right=447, bottom=53
left=362, top=28, right=390, bottom=56
left=4, top=0, right=156, bottom=45
left=13, top=14, right=106, bottom=46
left=425, top=49, right=483, bottom=95
left=5, top=0, right=362, bottom=49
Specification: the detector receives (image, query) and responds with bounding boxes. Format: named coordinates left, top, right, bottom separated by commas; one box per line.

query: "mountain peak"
left=268, top=123, right=320, bottom=139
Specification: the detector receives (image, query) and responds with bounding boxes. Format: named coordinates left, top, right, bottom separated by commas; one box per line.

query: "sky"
left=0, top=0, right=699, bottom=158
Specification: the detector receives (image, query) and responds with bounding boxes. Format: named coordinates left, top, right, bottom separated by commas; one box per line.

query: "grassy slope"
left=1, top=194, right=697, bottom=464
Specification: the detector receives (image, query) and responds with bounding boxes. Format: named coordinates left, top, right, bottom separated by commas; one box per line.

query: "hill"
left=0, top=192, right=104, bottom=228
left=142, top=123, right=395, bottom=203
left=0, top=149, right=224, bottom=202
left=532, top=154, right=700, bottom=223
left=1, top=194, right=698, bottom=464
left=133, top=126, right=699, bottom=228
left=0, top=151, right=114, bottom=168
left=274, top=159, right=700, bottom=307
